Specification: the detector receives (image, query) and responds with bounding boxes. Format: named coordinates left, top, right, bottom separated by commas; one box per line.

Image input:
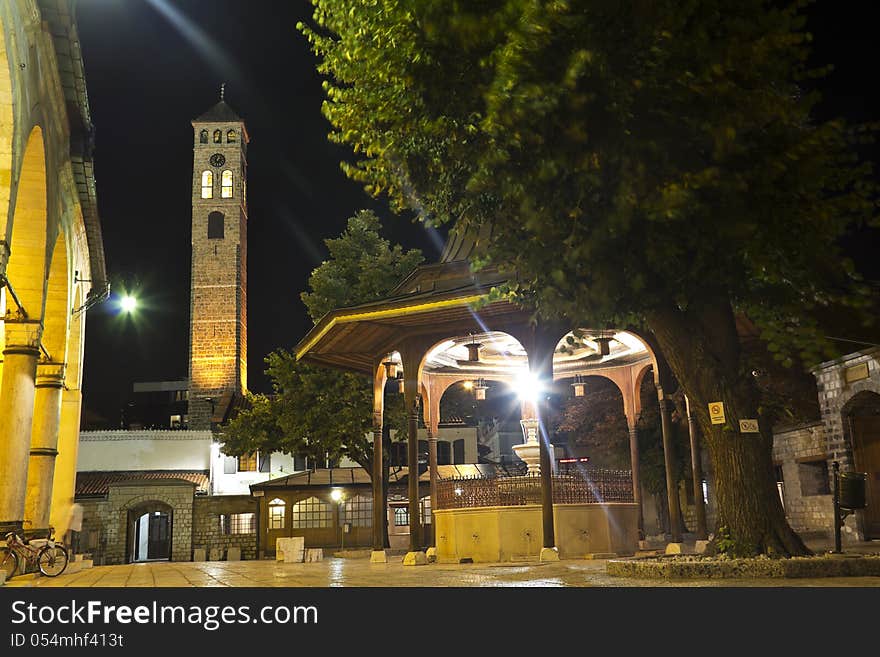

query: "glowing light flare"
left=119, top=295, right=137, bottom=313
left=330, top=488, right=343, bottom=503
left=514, top=372, right=543, bottom=402
left=462, top=380, right=474, bottom=390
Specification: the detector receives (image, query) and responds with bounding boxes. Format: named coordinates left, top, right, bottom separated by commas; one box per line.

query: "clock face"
left=209, top=153, right=226, bottom=168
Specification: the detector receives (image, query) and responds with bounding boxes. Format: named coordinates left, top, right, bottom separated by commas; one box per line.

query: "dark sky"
left=74, top=1, right=880, bottom=425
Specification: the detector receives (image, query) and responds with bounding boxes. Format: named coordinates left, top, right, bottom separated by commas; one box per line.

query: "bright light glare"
left=515, top=372, right=542, bottom=402
left=330, top=488, right=343, bottom=502
left=462, top=380, right=474, bottom=390
left=120, top=295, right=137, bottom=313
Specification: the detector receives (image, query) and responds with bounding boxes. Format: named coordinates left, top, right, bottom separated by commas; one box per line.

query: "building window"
left=227, top=129, right=237, bottom=143
left=341, top=495, right=372, bottom=528
left=238, top=452, right=258, bottom=472
left=291, top=497, right=332, bottom=529
left=200, top=170, right=213, bottom=199
left=199, top=129, right=208, bottom=144
left=221, top=512, right=256, bottom=535
left=420, top=496, right=431, bottom=525
left=798, top=459, right=831, bottom=496
left=213, top=129, right=222, bottom=143
left=393, top=507, right=409, bottom=527
left=775, top=465, right=785, bottom=509
left=437, top=441, right=451, bottom=466
left=208, top=211, right=225, bottom=239
left=268, top=498, right=285, bottom=530
left=221, top=169, right=233, bottom=198
left=453, top=439, right=465, bottom=464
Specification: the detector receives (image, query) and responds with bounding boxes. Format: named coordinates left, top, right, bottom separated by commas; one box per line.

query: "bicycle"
left=1, top=530, right=69, bottom=579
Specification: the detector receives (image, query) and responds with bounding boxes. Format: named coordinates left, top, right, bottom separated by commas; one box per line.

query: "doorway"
left=844, top=391, right=880, bottom=539
left=127, top=502, right=173, bottom=562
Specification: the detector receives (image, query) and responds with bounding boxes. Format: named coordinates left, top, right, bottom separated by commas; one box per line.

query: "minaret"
left=188, top=86, right=248, bottom=430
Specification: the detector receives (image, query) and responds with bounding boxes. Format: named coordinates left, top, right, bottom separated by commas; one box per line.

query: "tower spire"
left=220, top=82, right=226, bottom=101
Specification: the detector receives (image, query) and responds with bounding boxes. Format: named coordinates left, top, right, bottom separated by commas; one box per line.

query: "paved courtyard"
left=4, top=554, right=880, bottom=588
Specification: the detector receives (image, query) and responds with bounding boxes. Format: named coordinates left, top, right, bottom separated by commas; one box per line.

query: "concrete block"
left=1, top=571, right=6, bottom=586
left=370, top=550, right=388, bottom=563
left=584, top=552, right=617, bottom=560
left=665, top=542, right=685, bottom=555
left=402, top=551, right=427, bottom=566
left=304, top=548, right=323, bottom=563
left=425, top=547, right=437, bottom=563
left=81, top=559, right=93, bottom=570
left=227, top=547, right=241, bottom=562
left=209, top=548, right=223, bottom=561
left=694, top=540, right=711, bottom=554
left=539, top=547, right=560, bottom=562
left=193, top=548, right=207, bottom=562
left=277, top=537, right=304, bottom=563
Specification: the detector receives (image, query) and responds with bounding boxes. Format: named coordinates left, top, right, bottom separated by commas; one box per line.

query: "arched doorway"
left=843, top=390, right=880, bottom=539
left=126, top=501, right=173, bottom=563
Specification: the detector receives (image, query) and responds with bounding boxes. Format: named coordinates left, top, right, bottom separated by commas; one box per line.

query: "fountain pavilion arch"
left=295, top=229, right=707, bottom=561
left=0, top=2, right=108, bottom=539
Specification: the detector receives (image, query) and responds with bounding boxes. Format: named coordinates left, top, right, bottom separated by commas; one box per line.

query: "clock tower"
left=188, top=87, right=248, bottom=430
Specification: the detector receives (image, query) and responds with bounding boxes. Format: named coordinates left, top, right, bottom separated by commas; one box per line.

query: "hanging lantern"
left=474, top=378, right=488, bottom=401
left=594, top=333, right=614, bottom=356
left=572, top=375, right=585, bottom=398
left=383, top=358, right=398, bottom=379
left=465, top=340, right=482, bottom=363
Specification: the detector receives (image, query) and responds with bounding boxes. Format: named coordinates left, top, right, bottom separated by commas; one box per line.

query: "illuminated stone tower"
left=188, top=87, right=248, bottom=430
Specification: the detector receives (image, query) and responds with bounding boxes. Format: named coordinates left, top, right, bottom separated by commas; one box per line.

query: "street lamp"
left=331, top=488, right=346, bottom=552
left=120, top=295, right=137, bottom=313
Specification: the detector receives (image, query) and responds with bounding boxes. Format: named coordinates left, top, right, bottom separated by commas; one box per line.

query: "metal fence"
left=436, top=468, right=634, bottom=510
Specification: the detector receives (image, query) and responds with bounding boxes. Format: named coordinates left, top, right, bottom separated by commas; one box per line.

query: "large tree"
left=300, top=1, right=877, bottom=555
left=221, top=210, right=423, bottom=543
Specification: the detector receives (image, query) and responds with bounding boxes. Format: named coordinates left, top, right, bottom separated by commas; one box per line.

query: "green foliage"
left=300, top=0, right=877, bottom=364
left=221, top=211, right=420, bottom=468
left=301, top=210, right=423, bottom=322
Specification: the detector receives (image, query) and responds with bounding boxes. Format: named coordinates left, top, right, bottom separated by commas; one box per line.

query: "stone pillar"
left=658, top=388, right=683, bottom=543
left=0, top=320, right=42, bottom=531
left=685, top=395, right=708, bottom=540
left=627, top=424, right=645, bottom=540
left=24, top=361, right=66, bottom=530
left=49, top=388, right=83, bottom=536
left=424, top=386, right=440, bottom=547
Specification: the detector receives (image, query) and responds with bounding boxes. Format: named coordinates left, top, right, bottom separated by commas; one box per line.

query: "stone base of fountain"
left=512, top=442, right=541, bottom=474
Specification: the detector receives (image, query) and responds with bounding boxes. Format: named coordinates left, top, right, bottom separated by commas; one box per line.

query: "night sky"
left=74, top=1, right=880, bottom=426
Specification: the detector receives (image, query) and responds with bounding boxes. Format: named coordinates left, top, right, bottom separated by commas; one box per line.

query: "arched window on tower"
left=200, top=170, right=213, bottom=199
left=199, top=129, right=208, bottom=144
left=221, top=170, right=233, bottom=198
left=227, top=129, right=237, bottom=143
left=208, top=211, right=224, bottom=239
left=213, top=129, right=222, bottom=143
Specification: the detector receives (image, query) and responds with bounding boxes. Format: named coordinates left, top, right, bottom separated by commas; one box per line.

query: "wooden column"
left=658, top=388, right=683, bottom=543
left=628, top=424, right=645, bottom=540
left=685, top=395, right=708, bottom=540
left=371, top=361, right=386, bottom=553
left=399, top=342, right=426, bottom=557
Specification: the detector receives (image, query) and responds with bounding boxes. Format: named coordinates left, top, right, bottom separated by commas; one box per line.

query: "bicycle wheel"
left=37, top=545, right=68, bottom=577
left=1, top=549, right=19, bottom=580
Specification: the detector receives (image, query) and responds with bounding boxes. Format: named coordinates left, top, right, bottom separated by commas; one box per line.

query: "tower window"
left=200, top=170, right=213, bottom=199
left=221, top=169, right=234, bottom=198
left=208, top=211, right=224, bottom=239
left=227, top=129, right=237, bottom=143
left=199, top=129, right=208, bottom=144
left=213, top=129, right=222, bottom=143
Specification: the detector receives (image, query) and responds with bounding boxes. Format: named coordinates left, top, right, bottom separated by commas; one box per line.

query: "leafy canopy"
left=300, top=0, right=877, bottom=367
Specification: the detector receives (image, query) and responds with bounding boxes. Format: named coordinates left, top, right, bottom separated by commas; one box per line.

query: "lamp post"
left=331, top=488, right=345, bottom=553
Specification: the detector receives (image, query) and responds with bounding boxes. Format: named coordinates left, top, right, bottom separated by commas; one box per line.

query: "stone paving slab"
left=2, top=556, right=880, bottom=588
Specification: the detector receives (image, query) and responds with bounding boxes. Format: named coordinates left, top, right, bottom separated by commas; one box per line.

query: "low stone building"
left=771, top=348, right=880, bottom=543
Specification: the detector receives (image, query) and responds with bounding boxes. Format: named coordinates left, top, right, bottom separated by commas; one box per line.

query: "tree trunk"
left=646, top=297, right=809, bottom=557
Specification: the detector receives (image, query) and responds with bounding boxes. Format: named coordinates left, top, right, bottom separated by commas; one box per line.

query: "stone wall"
left=772, top=422, right=834, bottom=538
left=192, top=495, right=257, bottom=560
left=79, top=480, right=196, bottom=565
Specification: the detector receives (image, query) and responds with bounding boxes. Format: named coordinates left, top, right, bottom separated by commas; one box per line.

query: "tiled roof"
left=194, top=100, right=241, bottom=123
left=75, top=471, right=209, bottom=497
left=250, top=464, right=500, bottom=490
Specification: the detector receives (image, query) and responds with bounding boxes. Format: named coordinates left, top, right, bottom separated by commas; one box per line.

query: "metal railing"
left=436, top=468, right=634, bottom=510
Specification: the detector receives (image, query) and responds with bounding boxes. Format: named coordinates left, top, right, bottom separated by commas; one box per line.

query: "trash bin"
left=839, top=471, right=867, bottom=510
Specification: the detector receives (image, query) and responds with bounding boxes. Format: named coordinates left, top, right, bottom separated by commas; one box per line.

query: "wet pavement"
left=5, top=553, right=880, bottom=588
